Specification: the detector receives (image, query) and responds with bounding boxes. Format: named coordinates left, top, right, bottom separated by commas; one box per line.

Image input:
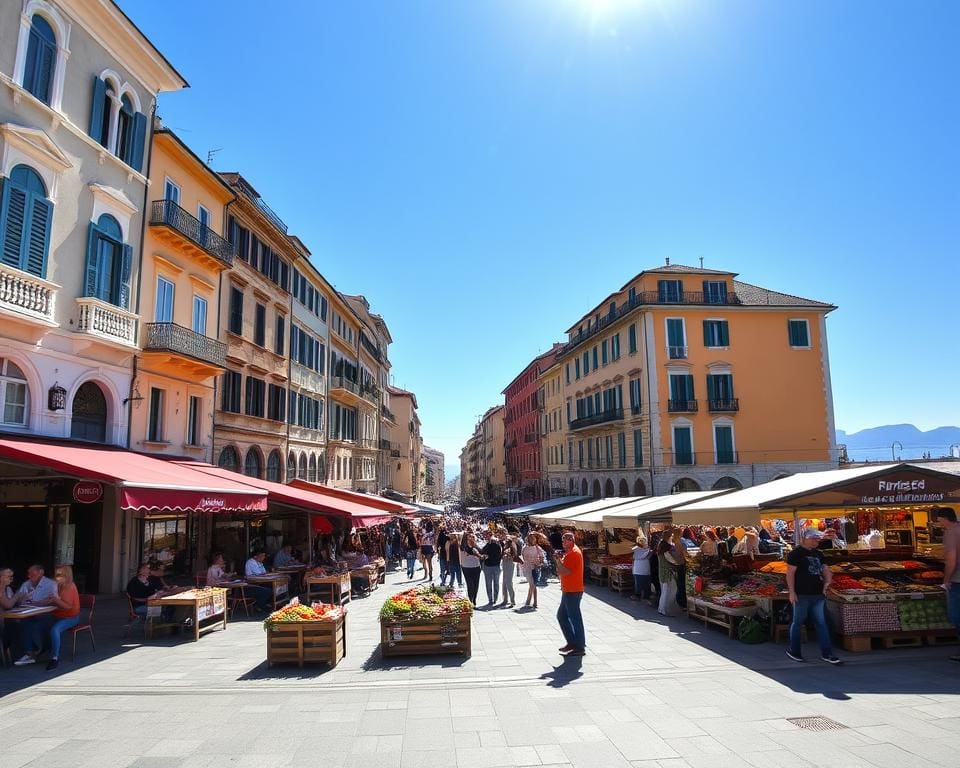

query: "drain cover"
left=786, top=716, right=848, bottom=731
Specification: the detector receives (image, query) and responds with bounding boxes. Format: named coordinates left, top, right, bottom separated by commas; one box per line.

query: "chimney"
left=665, top=257, right=671, bottom=266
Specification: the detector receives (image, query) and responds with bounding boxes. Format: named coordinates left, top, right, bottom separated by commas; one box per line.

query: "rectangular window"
left=192, top=295, right=207, bottom=335
left=703, top=319, right=729, bottom=348
left=163, top=178, right=180, bottom=204
left=575, top=358, right=580, bottom=380
left=221, top=370, right=242, bottom=413
left=673, top=426, right=694, bottom=465
left=244, top=376, right=265, bottom=418
left=706, top=373, right=734, bottom=404
left=155, top=277, right=174, bottom=323
left=669, top=374, right=695, bottom=407
left=658, top=279, right=683, bottom=303
left=715, top=425, right=735, bottom=464
left=147, top=387, right=164, bottom=442
left=274, top=315, right=285, bottom=355
left=565, top=363, right=570, bottom=385
left=618, top=432, right=626, bottom=468
left=601, top=339, right=608, bottom=366
left=254, top=303, right=266, bottom=347
left=633, top=429, right=643, bottom=467
left=187, top=395, right=202, bottom=446
left=788, top=319, right=810, bottom=348
left=592, top=346, right=598, bottom=370
left=582, top=351, right=589, bottom=375
left=628, top=324, right=637, bottom=354
left=605, top=435, right=613, bottom=468
left=228, top=287, right=243, bottom=335
left=629, top=378, right=641, bottom=415
left=611, top=333, right=620, bottom=360
left=703, top=280, right=728, bottom=304
left=666, top=318, right=686, bottom=359
left=267, top=383, right=286, bottom=421
left=628, top=286, right=637, bottom=304
left=197, top=204, right=210, bottom=230
left=578, top=440, right=584, bottom=468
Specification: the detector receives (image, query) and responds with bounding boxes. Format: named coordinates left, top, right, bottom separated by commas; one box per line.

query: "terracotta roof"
left=641, top=263, right=734, bottom=276
left=732, top=280, right=835, bottom=309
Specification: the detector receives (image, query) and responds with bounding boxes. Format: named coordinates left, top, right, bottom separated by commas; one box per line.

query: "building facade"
left=556, top=263, right=837, bottom=498
left=387, top=387, right=422, bottom=501
left=539, top=358, right=566, bottom=498
left=421, top=444, right=445, bottom=503
left=480, top=405, right=505, bottom=505
left=132, top=126, right=233, bottom=462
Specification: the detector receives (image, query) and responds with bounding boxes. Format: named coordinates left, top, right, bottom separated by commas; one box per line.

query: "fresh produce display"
left=900, top=561, right=926, bottom=570
left=830, top=574, right=865, bottom=592
left=917, top=570, right=944, bottom=580
left=897, top=599, right=951, bottom=631
left=379, top=585, right=473, bottom=622
left=758, top=561, right=787, bottom=574
left=264, top=598, right=344, bottom=629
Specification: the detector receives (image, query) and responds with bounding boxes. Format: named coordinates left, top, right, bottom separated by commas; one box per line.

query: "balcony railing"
left=330, top=375, right=360, bottom=395
left=357, top=437, right=378, bottom=450
left=673, top=453, right=696, bottom=466
left=523, top=433, right=538, bottom=444
left=391, top=449, right=401, bottom=458
left=379, top=438, right=391, bottom=451
left=560, top=289, right=742, bottom=356
left=569, top=408, right=623, bottom=431
left=0, top=263, right=58, bottom=325
left=708, top=398, right=740, bottom=412
left=381, top=403, right=396, bottom=422
left=667, top=345, right=688, bottom=360
left=716, top=450, right=739, bottom=465
left=359, top=332, right=383, bottom=363
left=143, top=322, right=226, bottom=368
left=667, top=399, right=698, bottom=413
left=150, top=200, right=235, bottom=266
left=75, top=297, right=138, bottom=348
left=360, top=382, right=380, bottom=405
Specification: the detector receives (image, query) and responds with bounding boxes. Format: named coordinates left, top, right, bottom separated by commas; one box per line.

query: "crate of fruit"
left=379, top=585, right=472, bottom=658
left=264, top=599, right=346, bottom=667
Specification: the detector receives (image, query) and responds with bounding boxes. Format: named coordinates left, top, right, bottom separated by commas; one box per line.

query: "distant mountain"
left=837, top=424, right=960, bottom=461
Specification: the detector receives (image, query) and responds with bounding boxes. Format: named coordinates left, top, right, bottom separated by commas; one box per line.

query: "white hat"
left=801, top=528, right=823, bottom=540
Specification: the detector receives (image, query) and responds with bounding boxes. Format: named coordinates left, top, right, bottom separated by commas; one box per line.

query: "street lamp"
left=891, top=441, right=903, bottom=462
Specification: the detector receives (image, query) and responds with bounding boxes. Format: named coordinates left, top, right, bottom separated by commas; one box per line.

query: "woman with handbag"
left=460, top=532, right=483, bottom=606
left=656, top=531, right=681, bottom=617
left=499, top=528, right=519, bottom=608
left=520, top=533, right=547, bottom=609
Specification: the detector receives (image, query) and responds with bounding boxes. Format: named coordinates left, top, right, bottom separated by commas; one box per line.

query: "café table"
left=1, top=605, right=56, bottom=620
left=246, top=573, right=290, bottom=610
left=304, top=572, right=351, bottom=606
left=276, top=564, right=308, bottom=597
left=146, top=587, right=227, bottom=642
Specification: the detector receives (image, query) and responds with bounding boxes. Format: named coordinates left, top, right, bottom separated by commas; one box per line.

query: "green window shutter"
left=83, top=223, right=99, bottom=297
left=706, top=375, right=717, bottom=401
left=0, top=180, right=28, bottom=269
left=88, top=76, right=107, bottom=143
left=119, top=243, right=133, bottom=308
left=720, top=321, right=729, bottom=346
left=23, top=194, right=52, bottom=276
left=129, top=112, right=148, bottom=173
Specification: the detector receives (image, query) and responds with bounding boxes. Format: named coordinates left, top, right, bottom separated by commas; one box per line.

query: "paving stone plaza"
left=1, top=568, right=958, bottom=768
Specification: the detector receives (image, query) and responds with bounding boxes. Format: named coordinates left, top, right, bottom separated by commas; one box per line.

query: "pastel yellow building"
left=133, top=126, right=234, bottom=461
left=387, top=386, right=422, bottom=501
left=538, top=361, right=566, bottom=497
left=480, top=405, right=506, bottom=505
left=557, top=263, right=837, bottom=497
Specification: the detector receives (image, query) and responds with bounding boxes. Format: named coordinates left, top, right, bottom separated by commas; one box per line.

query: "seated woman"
left=126, top=563, right=173, bottom=622
left=16, top=565, right=80, bottom=670
left=206, top=553, right=235, bottom=585
left=1, top=566, right=18, bottom=658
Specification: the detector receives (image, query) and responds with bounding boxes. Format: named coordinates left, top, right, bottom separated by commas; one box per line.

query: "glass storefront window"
left=140, top=517, right=188, bottom=575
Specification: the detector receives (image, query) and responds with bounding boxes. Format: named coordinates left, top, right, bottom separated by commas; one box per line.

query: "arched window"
left=633, top=478, right=646, bottom=496
left=713, top=476, right=743, bottom=490
left=298, top=454, right=307, bottom=480
left=23, top=15, right=56, bottom=105
left=70, top=382, right=107, bottom=443
left=117, top=94, right=134, bottom=164
left=244, top=447, right=262, bottom=478
left=287, top=452, right=297, bottom=481
left=84, top=214, right=131, bottom=309
left=308, top=455, right=317, bottom=483
left=0, top=359, right=29, bottom=427
left=568, top=479, right=574, bottom=494
left=1, top=165, right=53, bottom=278
left=218, top=446, right=239, bottom=472
left=580, top=479, right=588, bottom=496
left=318, top=455, right=326, bottom=482
left=604, top=479, right=614, bottom=498
left=266, top=450, right=281, bottom=483
left=591, top=479, right=601, bottom=499
left=671, top=478, right=701, bottom=493
left=618, top=479, right=629, bottom=497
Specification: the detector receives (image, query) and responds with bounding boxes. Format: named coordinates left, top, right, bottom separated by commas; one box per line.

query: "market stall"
left=379, top=585, right=473, bottom=658
left=263, top=598, right=346, bottom=667
left=146, top=587, right=228, bottom=641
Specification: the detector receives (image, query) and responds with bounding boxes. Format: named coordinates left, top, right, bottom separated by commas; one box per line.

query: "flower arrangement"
left=264, top=597, right=344, bottom=629
left=379, top=585, right=473, bottom=622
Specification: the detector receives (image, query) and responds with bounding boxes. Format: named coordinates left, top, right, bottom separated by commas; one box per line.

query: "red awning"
left=353, top=512, right=394, bottom=528
left=0, top=437, right=268, bottom=514
left=288, top=479, right=415, bottom=515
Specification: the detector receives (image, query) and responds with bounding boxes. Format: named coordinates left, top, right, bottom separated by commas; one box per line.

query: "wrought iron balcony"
left=330, top=375, right=360, bottom=396
left=708, top=398, right=740, bottom=412
left=379, top=438, right=391, bottom=451
left=144, top=322, right=226, bottom=368
left=672, top=452, right=696, bottom=466
left=360, top=381, right=380, bottom=405
left=667, top=399, right=698, bottom=413
left=360, top=332, right=383, bottom=363
left=357, top=437, right=378, bottom=450
left=150, top=200, right=235, bottom=266
left=569, top=408, right=623, bottom=431
left=716, top=450, right=739, bottom=465
left=381, top=403, right=396, bottom=422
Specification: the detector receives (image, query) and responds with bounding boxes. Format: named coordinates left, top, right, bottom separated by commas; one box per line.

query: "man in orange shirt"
left=554, top=531, right=585, bottom=656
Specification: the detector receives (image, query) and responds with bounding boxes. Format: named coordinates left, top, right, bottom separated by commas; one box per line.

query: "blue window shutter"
left=0, top=180, right=28, bottom=269
left=23, top=194, right=52, bottom=277
left=83, top=223, right=99, bottom=297
left=119, top=243, right=133, bottom=308
left=129, top=112, right=148, bottom=173
left=89, top=76, right=107, bottom=142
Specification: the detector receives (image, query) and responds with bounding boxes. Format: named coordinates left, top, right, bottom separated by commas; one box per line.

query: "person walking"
left=630, top=536, right=654, bottom=603
left=460, top=533, right=483, bottom=606
left=521, top=533, right=546, bottom=609
left=673, top=528, right=689, bottom=610
left=934, top=507, right=960, bottom=662
left=436, top=523, right=449, bottom=586
left=444, top=532, right=463, bottom=588
left=499, top=529, right=519, bottom=608
left=554, top=531, right=585, bottom=656
left=785, top=528, right=842, bottom=664
left=481, top=534, right=503, bottom=607
left=420, top=521, right=436, bottom=582
left=656, top=532, right=681, bottom=616
left=403, top=527, right=418, bottom=580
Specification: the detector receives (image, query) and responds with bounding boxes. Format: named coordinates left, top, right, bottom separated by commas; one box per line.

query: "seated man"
left=273, top=545, right=300, bottom=569
left=206, top=553, right=235, bottom=586
left=244, top=549, right=273, bottom=611
left=15, top=563, right=58, bottom=607
left=126, top=564, right=173, bottom=622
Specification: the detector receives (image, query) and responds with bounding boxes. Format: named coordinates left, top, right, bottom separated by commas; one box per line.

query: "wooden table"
left=276, top=565, right=308, bottom=597
left=305, top=573, right=351, bottom=605
left=351, top=567, right=380, bottom=595
left=687, top=597, right=757, bottom=638
left=1, top=605, right=56, bottom=620
left=246, top=573, right=290, bottom=610
left=147, top=588, right=227, bottom=641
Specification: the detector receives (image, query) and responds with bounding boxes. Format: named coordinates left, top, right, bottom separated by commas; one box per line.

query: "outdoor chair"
left=228, top=586, right=256, bottom=619
left=69, top=594, right=96, bottom=659
left=194, top=571, right=207, bottom=587
left=122, top=594, right=146, bottom=638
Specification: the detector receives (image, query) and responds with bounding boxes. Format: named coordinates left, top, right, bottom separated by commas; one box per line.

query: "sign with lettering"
left=72, top=481, right=103, bottom=504
left=838, top=471, right=960, bottom=505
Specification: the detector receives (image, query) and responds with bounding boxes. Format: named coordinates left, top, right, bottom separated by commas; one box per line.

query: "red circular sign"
left=73, top=481, right=103, bottom=504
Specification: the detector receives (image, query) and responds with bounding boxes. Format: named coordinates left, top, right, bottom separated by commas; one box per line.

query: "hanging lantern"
left=48, top=383, right=67, bottom=411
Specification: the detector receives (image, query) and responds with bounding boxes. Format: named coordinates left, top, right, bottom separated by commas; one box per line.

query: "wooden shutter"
left=83, top=223, right=99, bottom=297
left=23, top=194, right=52, bottom=276
left=706, top=375, right=717, bottom=402
left=0, top=179, right=28, bottom=269
left=89, top=76, right=107, bottom=142
left=720, top=321, right=729, bottom=346
left=129, top=112, right=148, bottom=172
left=119, top=243, right=133, bottom=308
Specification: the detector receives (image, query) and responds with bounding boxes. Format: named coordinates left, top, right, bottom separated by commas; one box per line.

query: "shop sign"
left=198, top=496, right=226, bottom=510
left=838, top=471, right=960, bottom=505
left=72, top=481, right=103, bottom=504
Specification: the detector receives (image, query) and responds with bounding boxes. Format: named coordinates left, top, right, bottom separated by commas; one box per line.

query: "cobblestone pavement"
left=1, top=566, right=958, bottom=767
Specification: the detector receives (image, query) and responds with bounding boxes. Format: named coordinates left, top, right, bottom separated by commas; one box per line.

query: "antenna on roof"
left=206, top=148, right=223, bottom=165
left=665, top=257, right=670, bottom=266
left=699, top=256, right=704, bottom=268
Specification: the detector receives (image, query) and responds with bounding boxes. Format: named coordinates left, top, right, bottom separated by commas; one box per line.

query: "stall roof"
left=288, top=479, right=415, bottom=514
left=671, top=463, right=960, bottom=526
left=601, top=491, right=730, bottom=526
left=0, top=437, right=267, bottom=513
left=529, top=496, right=643, bottom=524
left=503, top=496, right=592, bottom=517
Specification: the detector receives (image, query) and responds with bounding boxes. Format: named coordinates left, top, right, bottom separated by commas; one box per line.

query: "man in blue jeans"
left=785, top=528, right=842, bottom=665
left=934, top=506, right=960, bottom=662
left=554, top=531, right=585, bottom=656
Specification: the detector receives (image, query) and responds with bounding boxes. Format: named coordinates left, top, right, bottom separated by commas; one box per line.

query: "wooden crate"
left=265, top=616, right=346, bottom=667
left=608, top=568, right=633, bottom=594
left=840, top=629, right=955, bottom=653
left=380, top=616, right=472, bottom=658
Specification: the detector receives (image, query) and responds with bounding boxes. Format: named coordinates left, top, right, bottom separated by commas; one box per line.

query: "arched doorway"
left=580, top=479, right=588, bottom=496
left=672, top=478, right=701, bottom=493
left=218, top=446, right=239, bottom=472
left=604, top=479, right=615, bottom=498
left=633, top=478, right=646, bottom=496
left=70, top=382, right=107, bottom=443
left=244, top=447, right=262, bottom=478
left=266, top=450, right=281, bottom=482
left=618, top=479, right=629, bottom=497
left=591, top=479, right=601, bottom=499
left=712, top=476, right=743, bottom=490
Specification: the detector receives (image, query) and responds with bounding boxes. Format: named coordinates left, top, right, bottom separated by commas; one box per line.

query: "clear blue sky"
left=125, top=1, right=959, bottom=475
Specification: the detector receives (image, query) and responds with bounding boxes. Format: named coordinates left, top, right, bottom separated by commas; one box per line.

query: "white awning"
left=528, top=496, right=642, bottom=525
